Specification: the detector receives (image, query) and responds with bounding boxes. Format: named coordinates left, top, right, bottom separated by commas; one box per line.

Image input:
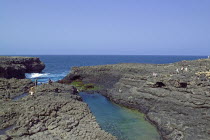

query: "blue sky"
left=0, top=0, right=209, bottom=55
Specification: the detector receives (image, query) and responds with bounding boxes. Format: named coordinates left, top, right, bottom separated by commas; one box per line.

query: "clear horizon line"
left=0, top=54, right=208, bottom=56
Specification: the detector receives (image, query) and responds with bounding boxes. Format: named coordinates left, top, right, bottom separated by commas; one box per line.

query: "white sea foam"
left=25, top=73, right=50, bottom=79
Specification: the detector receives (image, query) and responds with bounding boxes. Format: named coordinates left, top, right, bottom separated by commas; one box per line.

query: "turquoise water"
left=80, top=92, right=160, bottom=140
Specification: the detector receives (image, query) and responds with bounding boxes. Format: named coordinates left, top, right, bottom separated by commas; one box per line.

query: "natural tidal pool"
left=80, top=92, right=161, bottom=140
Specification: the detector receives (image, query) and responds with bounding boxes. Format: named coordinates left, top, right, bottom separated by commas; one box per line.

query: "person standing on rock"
left=2, top=83, right=10, bottom=100
left=152, top=72, right=157, bottom=77
left=35, top=78, right=38, bottom=87
left=184, top=67, right=188, bottom=72
left=176, top=68, right=179, bottom=74
left=181, top=67, right=184, bottom=73
left=29, top=87, right=35, bottom=96
left=6, top=83, right=10, bottom=99
left=48, top=78, right=52, bottom=85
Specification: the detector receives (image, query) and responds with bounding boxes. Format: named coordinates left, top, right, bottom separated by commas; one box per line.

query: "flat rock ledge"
left=61, top=58, right=210, bottom=140
left=0, top=82, right=116, bottom=140
left=0, top=56, right=45, bottom=79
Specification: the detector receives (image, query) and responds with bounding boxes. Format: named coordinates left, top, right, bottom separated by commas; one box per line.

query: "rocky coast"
left=62, top=59, right=210, bottom=140
left=0, top=56, right=45, bottom=79
left=0, top=56, right=116, bottom=140
left=0, top=83, right=116, bottom=140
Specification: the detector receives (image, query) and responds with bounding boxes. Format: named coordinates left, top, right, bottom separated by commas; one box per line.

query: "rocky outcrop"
left=0, top=78, right=33, bottom=99
left=0, top=56, right=45, bottom=79
left=62, top=59, right=210, bottom=140
left=0, top=83, right=116, bottom=140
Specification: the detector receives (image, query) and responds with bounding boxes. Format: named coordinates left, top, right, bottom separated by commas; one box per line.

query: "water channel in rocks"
left=80, top=92, right=161, bottom=140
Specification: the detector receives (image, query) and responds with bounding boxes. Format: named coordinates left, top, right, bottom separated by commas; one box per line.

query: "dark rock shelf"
left=61, top=58, right=210, bottom=140
left=0, top=56, right=45, bottom=79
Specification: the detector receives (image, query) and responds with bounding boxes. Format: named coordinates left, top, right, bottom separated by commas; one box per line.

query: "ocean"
left=24, top=55, right=206, bottom=83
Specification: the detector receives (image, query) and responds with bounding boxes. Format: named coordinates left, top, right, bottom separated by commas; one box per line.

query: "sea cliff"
left=0, top=56, right=45, bottom=79
left=61, top=59, right=210, bottom=140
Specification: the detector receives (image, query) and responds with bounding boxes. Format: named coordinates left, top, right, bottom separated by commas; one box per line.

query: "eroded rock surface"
left=62, top=59, right=210, bottom=140
left=0, top=78, right=33, bottom=99
left=0, top=56, right=45, bottom=79
left=0, top=83, right=116, bottom=140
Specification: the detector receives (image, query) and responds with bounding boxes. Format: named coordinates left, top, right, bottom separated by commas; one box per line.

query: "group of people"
left=152, top=72, right=158, bottom=77
left=176, top=66, right=188, bottom=74
left=152, top=66, right=189, bottom=77
left=29, top=78, right=53, bottom=96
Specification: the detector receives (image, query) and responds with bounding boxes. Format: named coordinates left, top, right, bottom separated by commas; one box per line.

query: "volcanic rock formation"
left=0, top=83, right=116, bottom=140
left=62, top=59, right=210, bottom=140
left=0, top=56, right=45, bottom=79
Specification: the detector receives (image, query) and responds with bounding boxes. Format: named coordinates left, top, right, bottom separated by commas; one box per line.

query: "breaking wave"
left=25, top=72, right=68, bottom=83
left=25, top=73, right=50, bottom=79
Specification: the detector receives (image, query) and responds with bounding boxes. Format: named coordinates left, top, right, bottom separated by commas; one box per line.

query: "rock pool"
left=80, top=92, right=161, bottom=140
